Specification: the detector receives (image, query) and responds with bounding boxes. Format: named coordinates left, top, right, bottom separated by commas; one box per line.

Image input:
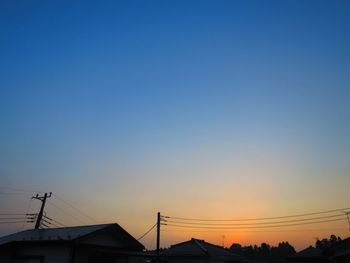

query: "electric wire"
left=41, top=218, right=52, bottom=224
left=50, top=218, right=66, bottom=227
left=47, top=200, right=88, bottom=225
left=162, top=227, right=347, bottom=233
left=43, top=215, right=67, bottom=227
left=4, top=186, right=348, bottom=235
left=0, top=186, right=42, bottom=193
left=52, top=194, right=98, bottom=223
left=137, top=223, right=157, bottom=241
left=163, top=207, right=350, bottom=222
left=0, top=217, right=29, bottom=220
left=0, top=221, right=27, bottom=224
left=149, top=227, right=157, bottom=250
left=163, top=217, right=347, bottom=230
left=0, top=213, right=27, bottom=216
left=49, top=222, right=61, bottom=228
left=0, top=186, right=96, bottom=227
left=164, top=213, right=346, bottom=226
left=19, top=198, right=35, bottom=230
left=0, top=191, right=32, bottom=196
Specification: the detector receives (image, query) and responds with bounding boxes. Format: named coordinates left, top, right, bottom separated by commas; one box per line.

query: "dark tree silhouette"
left=315, top=234, right=342, bottom=252
left=229, top=241, right=295, bottom=263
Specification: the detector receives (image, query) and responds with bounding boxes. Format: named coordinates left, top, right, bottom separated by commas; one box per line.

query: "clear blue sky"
left=1, top=0, right=350, bottom=249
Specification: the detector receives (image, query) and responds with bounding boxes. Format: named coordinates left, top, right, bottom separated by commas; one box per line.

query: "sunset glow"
left=1, top=0, right=350, bottom=253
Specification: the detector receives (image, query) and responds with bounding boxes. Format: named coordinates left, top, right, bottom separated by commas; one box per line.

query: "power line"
left=0, top=217, right=28, bottom=220
left=0, top=186, right=42, bottom=193
left=0, top=221, right=27, bottom=224
left=49, top=222, right=61, bottom=228
left=137, top=223, right=157, bottom=241
left=50, top=218, right=66, bottom=227
left=47, top=200, right=89, bottom=225
left=40, top=222, right=50, bottom=228
left=41, top=218, right=52, bottom=225
left=164, top=214, right=346, bottom=226
left=1, top=188, right=94, bottom=227
left=43, top=215, right=67, bottom=227
left=0, top=213, right=27, bottom=216
left=18, top=198, right=34, bottom=231
left=52, top=194, right=98, bottom=223
left=147, top=226, right=157, bottom=250
left=162, top=227, right=347, bottom=233
left=163, top=207, right=350, bottom=222
left=0, top=191, right=32, bottom=196
left=163, top=217, right=347, bottom=230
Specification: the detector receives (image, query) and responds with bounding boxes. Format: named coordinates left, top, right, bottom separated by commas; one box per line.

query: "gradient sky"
left=1, top=0, right=350, bottom=251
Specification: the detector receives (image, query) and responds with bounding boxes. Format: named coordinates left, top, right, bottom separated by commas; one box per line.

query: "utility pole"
left=32, top=192, right=52, bottom=229
left=157, top=212, right=161, bottom=257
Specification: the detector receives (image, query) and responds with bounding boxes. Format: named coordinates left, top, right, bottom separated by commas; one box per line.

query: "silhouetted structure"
left=161, top=238, right=248, bottom=263
left=287, top=236, right=350, bottom=263
left=0, top=223, right=145, bottom=263
left=288, top=246, right=327, bottom=263
left=328, top=237, right=350, bottom=263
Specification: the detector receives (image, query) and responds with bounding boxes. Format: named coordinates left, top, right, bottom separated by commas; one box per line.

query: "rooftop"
left=0, top=223, right=144, bottom=250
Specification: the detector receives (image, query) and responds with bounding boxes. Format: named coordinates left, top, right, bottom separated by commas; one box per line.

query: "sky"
left=0, top=0, right=350, bottom=251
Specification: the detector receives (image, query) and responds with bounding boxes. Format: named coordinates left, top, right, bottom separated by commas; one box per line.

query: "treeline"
left=315, top=234, right=342, bottom=251
left=228, top=234, right=343, bottom=263
left=229, top=241, right=295, bottom=263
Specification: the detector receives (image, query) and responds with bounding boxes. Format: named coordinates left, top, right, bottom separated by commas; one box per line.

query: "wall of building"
left=15, top=244, right=71, bottom=263
left=166, top=257, right=210, bottom=263
left=73, top=246, right=144, bottom=263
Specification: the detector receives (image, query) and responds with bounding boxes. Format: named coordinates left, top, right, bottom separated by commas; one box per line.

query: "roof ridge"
left=35, top=223, right=116, bottom=231
left=0, top=229, right=31, bottom=240
left=3, top=223, right=116, bottom=234
left=0, top=224, right=115, bottom=242
left=192, top=238, right=208, bottom=254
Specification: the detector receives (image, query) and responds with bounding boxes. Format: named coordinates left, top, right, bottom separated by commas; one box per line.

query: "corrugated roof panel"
left=0, top=224, right=112, bottom=245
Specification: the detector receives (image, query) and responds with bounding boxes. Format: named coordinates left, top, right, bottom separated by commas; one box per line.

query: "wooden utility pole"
left=33, top=192, right=52, bottom=229
left=157, top=212, right=161, bottom=257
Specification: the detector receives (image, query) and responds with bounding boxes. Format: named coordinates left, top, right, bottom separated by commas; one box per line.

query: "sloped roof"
left=290, top=246, right=323, bottom=258
left=163, top=238, right=245, bottom=261
left=0, top=223, right=144, bottom=250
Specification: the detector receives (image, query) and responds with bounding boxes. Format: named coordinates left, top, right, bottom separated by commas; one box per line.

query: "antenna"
left=221, top=234, right=225, bottom=247
left=342, top=211, right=350, bottom=232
